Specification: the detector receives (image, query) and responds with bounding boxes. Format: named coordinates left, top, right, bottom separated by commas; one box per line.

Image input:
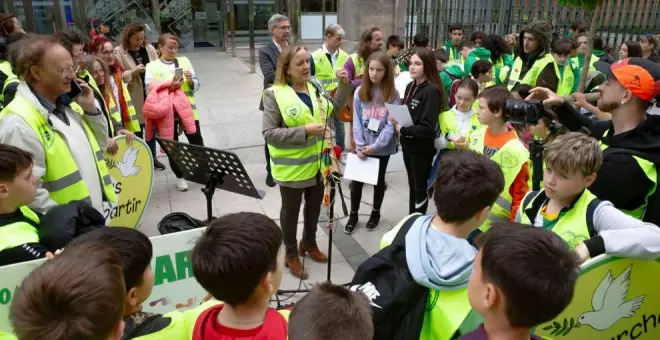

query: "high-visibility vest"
left=0, top=60, right=18, bottom=106
left=147, top=57, right=199, bottom=120
left=493, top=59, right=511, bottom=85
left=507, top=53, right=554, bottom=90
left=78, top=69, right=100, bottom=95
left=533, top=57, right=576, bottom=96
left=312, top=48, right=349, bottom=92
left=0, top=206, right=40, bottom=252
left=469, top=127, right=529, bottom=230
left=350, top=54, right=365, bottom=79
left=570, top=54, right=599, bottom=74
left=131, top=311, right=187, bottom=340
left=91, top=84, right=120, bottom=137
left=599, top=131, right=657, bottom=220
left=517, top=189, right=596, bottom=249
left=444, top=42, right=465, bottom=66
left=437, top=109, right=481, bottom=150
left=103, top=83, right=141, bottom=134
left=0, top=95, right=116, bottom=205
left=267, top=82, right=332, bottom=182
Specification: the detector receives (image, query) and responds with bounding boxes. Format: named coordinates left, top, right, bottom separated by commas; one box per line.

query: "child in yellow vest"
left=464, top=223, right=580, bottom=340
left=516, top=132, right=660, bottom=262
left=536, top=38, right=577, bottom=96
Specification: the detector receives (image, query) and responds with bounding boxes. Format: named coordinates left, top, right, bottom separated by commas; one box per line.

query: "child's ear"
left=0, top=183, right=8, bottom=198
left=484, top=283, right=498, bottom=309
left=476, top=206, right=491, bottom=222
left=262, top=271, right=274, bottom=294
left=584, top=172, right=597, bottom=187
left=126, top=287, right=140, bottom=309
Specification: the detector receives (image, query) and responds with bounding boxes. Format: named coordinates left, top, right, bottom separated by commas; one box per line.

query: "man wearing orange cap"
left=528, top=57, right=660, bottom=225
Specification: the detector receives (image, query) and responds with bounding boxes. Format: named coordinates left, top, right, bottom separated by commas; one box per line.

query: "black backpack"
left=350, top=214, right=429, bottom=340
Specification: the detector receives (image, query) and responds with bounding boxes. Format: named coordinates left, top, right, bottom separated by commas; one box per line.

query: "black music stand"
left=157, top=138, right=264, bottom=223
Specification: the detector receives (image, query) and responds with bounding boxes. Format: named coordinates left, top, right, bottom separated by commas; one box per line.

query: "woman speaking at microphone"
left=262, top=45, right=352, bottom=279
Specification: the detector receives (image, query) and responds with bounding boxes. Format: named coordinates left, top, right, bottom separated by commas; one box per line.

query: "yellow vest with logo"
left=0, top=95, right=116, bottom=205
left=267, top=82, right=332, bottom=182
left=507, top=54, right=554, bottom=90
left=312, top=48, right=349, bottom=92
left=131, top=311, right=187, bottom=340
left=0, top=206, right=40, bottom=252
left=147, top=57, right=199, bottom=120
left=438, top=109, right=481, bottom=150
left=599, top=132, right=657, bottom=219
left=350, top=54, right=365, bottom=79
left=0, top=60, right=18, bottom=106
left=518, top=189, right=596, bottom=248
left=469, top=127, right=529, bottom=230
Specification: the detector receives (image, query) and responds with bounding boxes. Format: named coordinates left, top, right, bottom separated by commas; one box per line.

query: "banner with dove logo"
left=533, top=256, right=660, bottom=339
left=102, top=136, right=154, bottom=229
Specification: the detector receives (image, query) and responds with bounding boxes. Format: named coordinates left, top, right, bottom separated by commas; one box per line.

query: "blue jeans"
left=427, top=149, right=454, bottom=191
left=333, top=114, right=345, bottom=150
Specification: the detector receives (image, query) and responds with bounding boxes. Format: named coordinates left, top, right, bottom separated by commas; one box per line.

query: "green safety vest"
left=132, top=311, right=187, bottom=340
left=0, top=206, right=40, bottom=252
left=469, top=127, right=529, bottom=230
left=0, top=95, right=116, bottom=205
left=599, top=131, right=657, bottom=220
left=507, top=54, right=554, bottom=90
left=312, top=48, right=349, bottom=92
left=350, top=54, right=365, bottom=78
left=380, top=215, right=473, bottom=340
left=267, top=82, right=332, bottom=182
left=147, top=57, right=199, bottom=120
left=0, top=60, right=18, bottom=107
left=437, top=109, right=481, bottom=150
left=517, top=189, right=597, bottom=249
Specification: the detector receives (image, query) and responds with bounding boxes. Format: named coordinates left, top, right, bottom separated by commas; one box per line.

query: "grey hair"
left=268, top=14, right=289, bottom=31
left=325, top=24, right=345, bottom=38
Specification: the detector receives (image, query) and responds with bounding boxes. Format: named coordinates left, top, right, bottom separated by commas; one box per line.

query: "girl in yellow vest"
left=145, top=33, right=205, bottom=192
left=262, top=45, right=352, bottom=279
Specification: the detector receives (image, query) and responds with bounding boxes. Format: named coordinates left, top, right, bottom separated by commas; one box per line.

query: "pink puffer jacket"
left=142, top=80, right=197, bottom=141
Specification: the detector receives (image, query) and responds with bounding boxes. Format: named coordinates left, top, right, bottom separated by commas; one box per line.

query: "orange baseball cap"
left=595, top=58, right=660, bottom=101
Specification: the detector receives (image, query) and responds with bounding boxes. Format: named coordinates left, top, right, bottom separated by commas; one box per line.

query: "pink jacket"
left=142, top=80, right=197, bottom=141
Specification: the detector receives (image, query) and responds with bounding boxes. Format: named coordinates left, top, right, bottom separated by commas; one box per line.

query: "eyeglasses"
left=58, top=65, right=77, bottom=77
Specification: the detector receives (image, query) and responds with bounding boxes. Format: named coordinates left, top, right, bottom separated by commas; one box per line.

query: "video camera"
left=505, top=99, right=545, bottom=125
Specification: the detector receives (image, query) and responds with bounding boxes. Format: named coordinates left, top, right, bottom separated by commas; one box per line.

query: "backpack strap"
left=392, top=214, right=421, bottom=247
left=585, top=198, right=602, bottom=238
left=173, top=58, right=179, bottom=68
left=122, top=314, right=167, bottom=339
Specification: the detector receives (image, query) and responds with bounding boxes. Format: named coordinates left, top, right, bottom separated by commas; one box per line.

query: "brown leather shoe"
left=299, top=240, right=328, bottom=263
left=285, top=256, right=308, bottom=280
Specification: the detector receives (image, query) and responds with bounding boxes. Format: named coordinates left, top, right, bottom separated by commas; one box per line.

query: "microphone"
left=310, top=76, right=331, bottom=101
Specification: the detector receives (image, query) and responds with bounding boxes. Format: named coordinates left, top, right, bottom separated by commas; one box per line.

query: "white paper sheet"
left=343, top=153, right=380, bottom=185
left=385, top=103, right=414, bottom=127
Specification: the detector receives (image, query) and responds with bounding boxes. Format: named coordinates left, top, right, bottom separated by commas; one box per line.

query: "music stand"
left=157, top=138, right=264, bottom=223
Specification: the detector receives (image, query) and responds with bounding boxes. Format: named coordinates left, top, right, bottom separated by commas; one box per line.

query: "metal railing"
left=406, top=0, right=659, bottom=50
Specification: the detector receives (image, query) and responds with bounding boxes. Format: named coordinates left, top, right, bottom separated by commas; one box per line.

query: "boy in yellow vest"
left=464, top=223, right=580, bottom=339
left=0, top=144, right=46, bottom=266
left=516, top=132, right=660, bottom=262
left=288, top=282, right=373, bottom=339
left=187, top=212, right=289, bottom=339
left=536, top=38, right=577, bottom=96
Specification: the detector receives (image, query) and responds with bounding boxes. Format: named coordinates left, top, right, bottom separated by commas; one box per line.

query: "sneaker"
left=343, top=212, right=358, bottom=234
left=154, top=159, right=166, bottom=170
left=176, top=178, right=189, bottom=192
left=366, top=211, right=381, bottom=231
left=266, top=173, right=276, bottom=187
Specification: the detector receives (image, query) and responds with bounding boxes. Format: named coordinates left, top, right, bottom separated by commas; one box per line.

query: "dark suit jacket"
left=259, top=41, right=280, bottom=111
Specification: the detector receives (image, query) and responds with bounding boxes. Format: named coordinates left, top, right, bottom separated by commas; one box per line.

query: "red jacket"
left=142, top=80, right=197, bottom=141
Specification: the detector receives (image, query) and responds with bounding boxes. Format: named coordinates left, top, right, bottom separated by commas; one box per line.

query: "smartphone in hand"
left=173, top=67, right=183, bottom=82
left=67, top=80, right=83, bottom=100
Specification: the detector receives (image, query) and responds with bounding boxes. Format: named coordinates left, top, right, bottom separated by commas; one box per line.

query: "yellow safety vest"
left=0, top=95, right=116, bottom=205
left=350, top=54, right=365, bottom=79
left=599, top=131, right=657, bottom=220
left=132, top=311, right=187, bottom=340
left=267, top=82, right=332, bottom=182
left=0, top=206, right=40, bottom=252
left=517, top=189, right=596, bottom=249
left=437, top=109, right=481, bottom=150
left=78, top=69, right=100, bottom=95
left=312, top=48, right=349, bottom=92
left=0, top=60, right=18, bottom=106
left=445, top=46, right=465, bottom=66
left=469, top=127, right=529, bottom=230
left=380, top=216, right=473, bottom=340
left=91, top=85, right=119, bottom=137
left=147, top=57, right=199, bottom=120
left=493, top=59, right=511, bottom=85
left=507, top=54, right=554, bottom=90
left=570, top=54, right=599, bottom=74
left=534, top=57, right=575, bottom=96
left=104, top=84, right=141, bottom=134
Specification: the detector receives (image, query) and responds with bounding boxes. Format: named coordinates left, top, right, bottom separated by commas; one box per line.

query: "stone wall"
left=336, top=0, right=408, bottom=53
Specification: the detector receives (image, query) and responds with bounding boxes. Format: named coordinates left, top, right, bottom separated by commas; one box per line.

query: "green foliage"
left=558, top=0, right=600, bottom=10
left=542, top=317, right=580, bottom=336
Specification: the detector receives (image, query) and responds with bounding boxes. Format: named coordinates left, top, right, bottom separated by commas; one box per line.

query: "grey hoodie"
left=405, top=215, right=477, bottom=291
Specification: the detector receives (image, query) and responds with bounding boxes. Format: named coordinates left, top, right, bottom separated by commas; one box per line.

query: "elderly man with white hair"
left=311, top=24, right=349, bottom=152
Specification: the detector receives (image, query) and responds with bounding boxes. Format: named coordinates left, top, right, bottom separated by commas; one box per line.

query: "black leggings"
left=402, top=144, right=435, bottom=214
left=279, top=178, right=324, bottom=258
left=169, top=120, right=205, bottom=178
left=350, top=155, right=390, bottom=212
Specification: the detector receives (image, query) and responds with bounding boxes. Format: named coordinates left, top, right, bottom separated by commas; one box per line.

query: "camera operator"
left=527, top=58, right=660, bottom=225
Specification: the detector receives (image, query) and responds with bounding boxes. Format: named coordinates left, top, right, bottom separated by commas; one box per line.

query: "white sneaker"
left=176, top=178, right=189, bottom=192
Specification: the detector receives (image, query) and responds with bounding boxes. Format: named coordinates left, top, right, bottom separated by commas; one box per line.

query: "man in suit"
left=259, top=14, right=290, bottom=187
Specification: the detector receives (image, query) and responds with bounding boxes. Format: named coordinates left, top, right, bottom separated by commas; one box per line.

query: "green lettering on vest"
left=154, top=254, right=178, bottom=285
left=0, top=287, right=11, bottom=305
left=175, top=250, right=193, bottom=281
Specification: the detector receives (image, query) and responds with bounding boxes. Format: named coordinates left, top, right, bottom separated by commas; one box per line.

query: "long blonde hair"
left=275, top=45, right=308, bottom=85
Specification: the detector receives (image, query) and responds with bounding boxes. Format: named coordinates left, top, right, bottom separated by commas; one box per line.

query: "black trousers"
left=169, top=120, right=205, bottom=178
left=350, top=155, right=390, bottom=212
left=279, top=178, right=324, bottom=258
left=265, top=143, right=272, bottom=177
left=135, top=124, right=157, bottom=157
left=402, top=144, right=435, bottom=214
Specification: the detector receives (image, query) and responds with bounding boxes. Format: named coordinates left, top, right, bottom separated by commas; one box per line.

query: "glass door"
left=13, top=0, right=65, bottom=34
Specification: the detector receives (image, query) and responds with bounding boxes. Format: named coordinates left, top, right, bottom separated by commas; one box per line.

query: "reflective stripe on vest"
left=148, top=57, right=199, bottom=120
left=0, top=60, right=18, bottom=105
left=0, top=95, right=116, bottom=205
left=447, top=46, right=465, bottom=65
left=519, top=189, right=595, bottom=248
left=469, top=127, right=529, bottom=230
left=350, top=54, right=365, bottom=78
left=0, top=206, right=40, bottom=252
left=267, top=82, right=332, bottom=182
left=119, top=84, right=141, bottom=133
left=312, top=48, right=349, bottom=92
left=554, top=61, right=576, bottom=97
left=507, top=54, right=554, bottom=90
left=437, top=109, right=481, bottom=150
left=93, top=85, right=119, bottom=137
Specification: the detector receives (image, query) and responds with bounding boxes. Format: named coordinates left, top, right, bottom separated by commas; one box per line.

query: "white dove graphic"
left=577, top=265, right=645, bottom=331
left=116, top=146, right=141, bottom=177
